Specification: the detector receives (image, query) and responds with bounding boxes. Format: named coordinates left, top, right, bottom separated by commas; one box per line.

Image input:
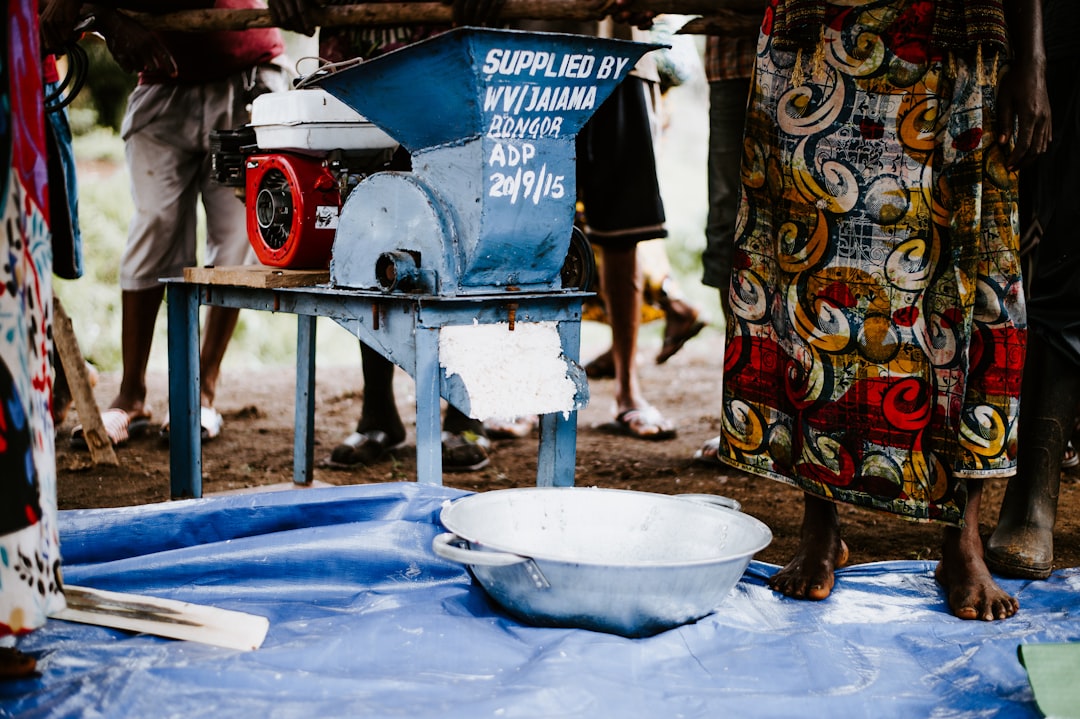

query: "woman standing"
left=718, top=0, right=1049, bottom=620
left=1, top=0, right=67, bottom=677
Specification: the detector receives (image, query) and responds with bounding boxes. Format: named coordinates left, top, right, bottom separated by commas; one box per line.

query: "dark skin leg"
left=770, top=493, right=849, bottom=601
left=356, top=342, right=406, bottom=444
left=111, top=288, right=240, bottom=415
left=0, top=647, right=35, bottom=679
left=198, top=305, right=240, bottom=408
left=600, top=244, right=644, bottom=415
left=353, top=344, right=483, bottom=441
left=935, top=478, right=1019, bottom=621
left=110, top=286, right=164, bottom=419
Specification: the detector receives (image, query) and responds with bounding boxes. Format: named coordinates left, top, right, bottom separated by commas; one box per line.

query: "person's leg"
left=632, top=240, right=705, bottom=365
left=329, top=342, right=407, bottom=466
left=602, top=243, right=643, bottom=416
left=986, top=332, right=1080, bottom=578
left=355, top=342, right=405, bottom=440
left=111, top=84, right=202, bottom=423
left=696, top=77, right=750, bottom=462
left=598, top=243, right=676, bottom=439
left=0, top=647, right=36, bottom=679
left=768, top=493, right=848, bottom=601
left=109, top=286, right=165, bottom=419
left=655, top=276, right=706, bottom=365
left=701, top=77, right=750, bottom=326
left=442, top=403, right=490, bottom=472
left=198, top=305, right=240, bottom=408
left=936, top=478, right=1019, bottom=620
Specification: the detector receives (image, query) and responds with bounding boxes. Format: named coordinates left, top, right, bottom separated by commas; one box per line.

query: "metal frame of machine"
left=167, top=28, right=658, bottom=496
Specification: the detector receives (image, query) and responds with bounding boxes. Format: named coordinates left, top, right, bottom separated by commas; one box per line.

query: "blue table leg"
left=166, top=283, right=202, bottom=498
left=537, top=411, right=579, bottom=487
left=294, top=314, right=317, bottom=484
left=414, top=326, right=442, bottom=484
left=537, top=318, right=582, bottom=487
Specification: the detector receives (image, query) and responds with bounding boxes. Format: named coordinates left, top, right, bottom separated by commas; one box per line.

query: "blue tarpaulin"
left=2, top=482, right=1078, bottom=718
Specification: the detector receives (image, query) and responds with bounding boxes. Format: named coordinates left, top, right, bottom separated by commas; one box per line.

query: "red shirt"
left=139, top=0, right=285, bottom=85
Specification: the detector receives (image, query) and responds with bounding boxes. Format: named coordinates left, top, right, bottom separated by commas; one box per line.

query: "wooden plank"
left=121, top=1, right=768, bottom=32
left=677, top=11, right=763, bottom=36
left=52, top=298, right=118, bottom=466
left=183, top=265, right=330, bottom=289
left=53, top=585, right=270, bottom=652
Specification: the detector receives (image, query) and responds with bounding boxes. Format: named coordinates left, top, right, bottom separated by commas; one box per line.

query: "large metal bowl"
left=432, top=487, right=772, bottom=637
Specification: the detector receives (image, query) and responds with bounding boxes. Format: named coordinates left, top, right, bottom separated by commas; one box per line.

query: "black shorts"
left=576, top=76, right=667, bottom=247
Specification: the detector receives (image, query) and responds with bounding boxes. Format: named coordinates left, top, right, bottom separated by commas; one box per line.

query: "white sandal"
left=159, top=406, right=224, bottom=442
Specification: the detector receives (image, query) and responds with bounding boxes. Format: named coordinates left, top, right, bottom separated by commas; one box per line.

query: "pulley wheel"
left=560, top=226, right=595, bottom=291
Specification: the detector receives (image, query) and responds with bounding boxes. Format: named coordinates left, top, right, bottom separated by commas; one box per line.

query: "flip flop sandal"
left=159, top=406, right=225, bottom=444
left=322, top=429, right=407, bottom=469
left=1063, top=441, right=1079, bottom=469
left=599, top=406, right=677, bottom=441
left=442, top=430, right=491, bottom=472
left=484, top=416, right=537, bottom=440
left=584, top=351, right=615, bottom=379
left=692, top=435, right=724, bottom=467
left=70, top=408, right=152, bottom=450
left=656, top=318, right=707, bottom=364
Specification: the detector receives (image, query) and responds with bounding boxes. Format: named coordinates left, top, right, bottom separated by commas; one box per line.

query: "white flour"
left=439, top=321, right=580, bottom=419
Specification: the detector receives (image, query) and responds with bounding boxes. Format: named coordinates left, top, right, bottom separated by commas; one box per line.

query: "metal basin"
left=433, top=487, right=772, bottom=637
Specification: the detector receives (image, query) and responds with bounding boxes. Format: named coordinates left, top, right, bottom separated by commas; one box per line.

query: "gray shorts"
left=119, top=64, right=291, bottom=290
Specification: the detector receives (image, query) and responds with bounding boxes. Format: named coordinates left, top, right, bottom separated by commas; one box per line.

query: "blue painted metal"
left=163, top=280, right=591, bottom=495
left=166, top=284, right=201, bottom=499
left=317, top=27, right=658, bottom=296
left=166, top=30, right=653, bottom=494
left=294, top=315, right=317, bottom=484
left=413, top=326, right=443, bottom=484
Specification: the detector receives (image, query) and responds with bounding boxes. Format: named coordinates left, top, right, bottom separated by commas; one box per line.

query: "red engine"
left=244, top=153, right=340, bottom=269
left=210, top=87, right=399, bottom=270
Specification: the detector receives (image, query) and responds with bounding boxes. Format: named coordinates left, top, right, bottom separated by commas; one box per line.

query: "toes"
left=953, top=604, right=980, bottom=621
left=949, top=591, right=1018, bottom=621
left=836, top=540, right=850, bottom=569
left=806, top=581, right=833, bottom=601
left=996, top=596, right=1020, bottom=620
left=769, top=569, right=833, bottom=601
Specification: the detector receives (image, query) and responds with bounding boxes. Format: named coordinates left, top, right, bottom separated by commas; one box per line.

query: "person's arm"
left=39, top=0, right=84, bottom=52
left=999, top=0, right=1051, bottom=169
left=87, top=4, right=178, bottom=76
left=612, top=0, right=655, bottom=30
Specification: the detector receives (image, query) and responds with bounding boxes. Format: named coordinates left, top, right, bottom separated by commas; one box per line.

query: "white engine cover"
left=250, top=88, right=398, bottom=153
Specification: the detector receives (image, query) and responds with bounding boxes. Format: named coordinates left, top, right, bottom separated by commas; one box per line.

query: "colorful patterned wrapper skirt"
left=720, top=0, right=1026, bottom=526
left=1, top=0, right=66, bottom=637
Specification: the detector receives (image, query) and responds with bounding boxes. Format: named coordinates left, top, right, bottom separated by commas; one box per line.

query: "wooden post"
left=52, top=297, right=118, bottom=466
left=114, top=0, right=768, bottom=32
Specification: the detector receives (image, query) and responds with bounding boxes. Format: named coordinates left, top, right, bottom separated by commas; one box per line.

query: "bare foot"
left=769, top=494, right=848, bottom=601
left=935, top=479, right=1019, bottom=621
left=0, top=647, right=36, bottom=679
left=936, top=528, right=1018, bottom=620
left=108, top=393, right=151, bottom=423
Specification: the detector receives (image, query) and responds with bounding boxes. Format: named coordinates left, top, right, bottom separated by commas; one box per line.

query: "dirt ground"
left=54, top=329, right=1080, bottom=572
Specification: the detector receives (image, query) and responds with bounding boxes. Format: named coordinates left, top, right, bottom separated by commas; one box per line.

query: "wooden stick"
left=117, top=0, right=767, bottom=33
left=54, top=585, right=270, bottom=651
left=52, top=298, right=118, bottom=466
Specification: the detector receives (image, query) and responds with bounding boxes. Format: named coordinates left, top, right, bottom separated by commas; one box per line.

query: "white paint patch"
left=439, top=321, right=578, bottom=419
